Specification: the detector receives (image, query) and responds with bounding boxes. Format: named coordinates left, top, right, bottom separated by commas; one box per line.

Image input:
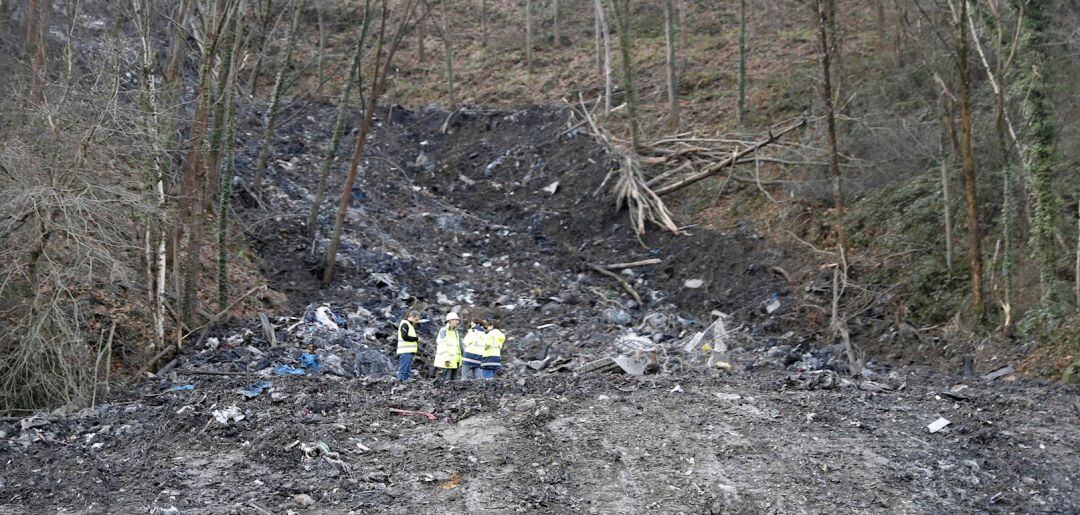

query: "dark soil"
left=2, top=103, right=1078, bottom=513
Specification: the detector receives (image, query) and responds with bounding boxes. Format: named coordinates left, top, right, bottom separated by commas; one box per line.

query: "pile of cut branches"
left=567, top=95, right=808, bottom=234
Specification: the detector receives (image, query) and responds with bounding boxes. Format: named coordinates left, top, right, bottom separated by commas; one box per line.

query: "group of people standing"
left=395, top=311, right=506, bottom=381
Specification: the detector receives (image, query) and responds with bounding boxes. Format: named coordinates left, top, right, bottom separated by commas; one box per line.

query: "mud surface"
left=2, top=104, right=1078, bottom=513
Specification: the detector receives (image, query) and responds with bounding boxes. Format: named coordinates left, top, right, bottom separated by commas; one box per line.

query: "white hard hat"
left=446, top=312, right=460, bottom=321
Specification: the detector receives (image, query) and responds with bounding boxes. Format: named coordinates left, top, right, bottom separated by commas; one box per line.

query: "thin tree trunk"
left=941, top=157, right=954, bottom=274
left=480, top=0, right=487, bottom=48
left=218, top=0, right=246, bottom=312
left=956, top=0, right=983, bottom=316
left=181, top=0, right=229, bottom=326
left=737, top=0, right=747, bottom=123
left=1016, top=0, right=1058, bottom=298
left=440, top=0, right=455, bottom=107
left=593, top=0, right=612, bottom=114
left=316, top=2, right=327, bottom=96
left=817, top=0, right=846, bottom=259
left=525, top=0, right=533, bottom=75
left=663, top=0, right=679, bottom=131
left=24, top=0, right=38, bottom=49
left=31, top=0, right=48, bottom=101
left=677, top=0, right=688, bottom=70
left=610, top=0, right=640, bottom=151
left=1075, top=202, right=1079, bottom=306
left=552, top=0, right=560, bottom=46
left=417, top=9, right=425, bottom=61
left=252, top=3, right=303, bottom=201
left=308, top=5, right=371, bottom=247
left=324, top=0, right=420, bottom=286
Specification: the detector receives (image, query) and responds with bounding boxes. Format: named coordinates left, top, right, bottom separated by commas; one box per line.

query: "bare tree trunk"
left=252, top=3, right=303, bottom=200
left=440, top=0, right=455, bottom=107
left=1075, top=202, right=1079, bottom=306
left=593, top=0, right=612, bottom=114
left=817, top=0, right=846, bottom=258
left=218, top=1, right=246, bottom=312
left=316, top=2, right=327, bottom=96
left=417, top=9, right=425, bottom=61
left=663, top=0, right=679, bottom=131
left=956, top=0, right=983, bottom=316
left=324, top=0, right=421, bottom=286
left=737, top=0, right=747, bottom=123
left=24, top=0, right=38, bottom=49
left=525, top=0, right=533, bottom=75
left=552, top=0, right=560, bottom=46
left=610, top=0, right=640, bottom=151
left=677, top=0, right=688, bottom=69
left=309, top=4, right=371, bottom=247
left=31, top=0, right=48, bottom=101
left=480, top=0, right=487, bottom=48
left=941, top=157, right=954, bottom=274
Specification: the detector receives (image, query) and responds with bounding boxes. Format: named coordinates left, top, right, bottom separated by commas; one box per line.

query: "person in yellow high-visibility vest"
left=434, top=312, right=462, bottom=380
left=461, top=317, right=487, bottom=380
left=480, top=319, right=506, bottom=380
left=395, top=311, right=421, bottom=381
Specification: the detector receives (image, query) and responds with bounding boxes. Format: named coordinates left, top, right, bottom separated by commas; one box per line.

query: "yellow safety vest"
left=483, top=329, right=506, bottom=358
left=396, top=320, right=418, bottom=355
left=463, top=328, right=487, bottom=357
left=435, top=324, right=462, bottom=369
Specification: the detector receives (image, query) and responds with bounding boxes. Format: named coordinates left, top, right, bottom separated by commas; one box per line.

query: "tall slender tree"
left=1015, top=0, right=1060, bottom=298
left=816, top=0, right=846, bottom=258
left=663, top=0, right=679, bottom=131
left=609, top=0, right=641, bottom=151
left=593, top=0, right=612, bottom=114
left=308, top=3, right=372, bottom=247
left=954, top=0, right=983, bottom=315
left=737, top=0, right=748, bottom=123
left=324, top=0, right=422, bottom=286
left=525, top=0, right=534, bottom=75
left=217, top=0, right=247, bottom=311
left=252, top=1, right=303, bottom=201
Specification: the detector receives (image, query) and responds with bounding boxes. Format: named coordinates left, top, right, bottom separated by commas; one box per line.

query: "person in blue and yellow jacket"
left=481, top=319, right=505, bottom=380
left=395, top=311, right=421, bottom=381
left=434, top=312, right=462, bottom=380
left=461, top=317, right=487, bottom=380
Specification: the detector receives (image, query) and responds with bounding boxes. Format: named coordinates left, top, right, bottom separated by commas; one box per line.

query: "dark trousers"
left=438, top=368, right=460, bottom=381
left=396, top=353, right=415, bottom=381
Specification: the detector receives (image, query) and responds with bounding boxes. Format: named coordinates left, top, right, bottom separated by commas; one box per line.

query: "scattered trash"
left=784, top=370, right=839, bottom=390
left=293, top=493, right=316, bottom=508
left=20, top=416, right=49, bottom=431
left=299, top=352, right=320, bottom=372
left=670, top=384, right=683, bottom=393
left=439, top=472, right=463, bottom=490
left=314, top=306, right=339, bottom=330
left=238, top=381, right=272, bottom=399
left=389, top=408, right=437, bottom=422
left=982, top=365, right=1015, bottom=382
left=212, top=406, right=245, bottom=425
left=169, top=384, right=195, bottom=392
left=273, top=365, right=306, bottom=376
left=602, top=308, right=632, bottom=325
left=542, top=181, right=559, bottom=195
left=765, top=292, right=782, bottom=314
left=940, top=385, right=970, bottom=401
left=684, top=279, right=705, bottom=289
left=927, top=417, right=951, bottom=433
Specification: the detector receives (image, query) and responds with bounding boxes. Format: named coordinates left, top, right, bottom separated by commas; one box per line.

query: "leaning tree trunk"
left=252, top=2, right=303, bottom=201
left=308, top=6, right=371, bottom=248
left=663, top=0, right=679, bottom=131
left=552, top=0, right=560, bottom=46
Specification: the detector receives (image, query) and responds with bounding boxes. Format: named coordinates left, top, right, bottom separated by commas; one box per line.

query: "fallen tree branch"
left=602, top=258, right=662, bottom=270
left=653, top=119, right=806, bottom=196
left=588, top=263, right=642, bottom=305
left=175, top=369, right=258, bottom=377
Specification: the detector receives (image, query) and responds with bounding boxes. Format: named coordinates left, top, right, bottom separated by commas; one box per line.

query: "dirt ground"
left=2, top=103, right=1078, bottom=513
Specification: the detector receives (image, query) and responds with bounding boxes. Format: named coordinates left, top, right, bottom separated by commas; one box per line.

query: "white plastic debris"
left=212, top=406, right=245, bottom=425
left=927, top=417, right=951, bottom=433
left=542, top=181, right=559, bottom=195
left=684, top=279, right=705, bottom=289
left=314, top=306, right=339, bottom=330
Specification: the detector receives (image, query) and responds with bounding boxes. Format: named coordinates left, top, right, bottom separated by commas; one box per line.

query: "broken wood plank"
left=576, top=356, right=620, bottom=374
left=982, top=365, right=1015, bottom=382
